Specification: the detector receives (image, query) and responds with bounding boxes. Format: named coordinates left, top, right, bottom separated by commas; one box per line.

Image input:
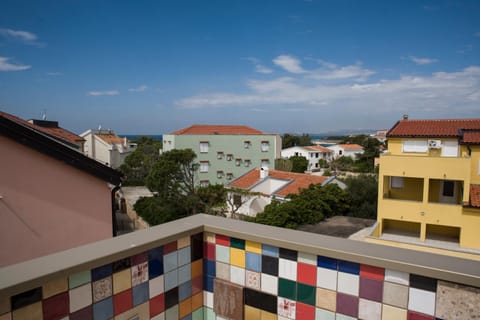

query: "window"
left=403, top=140, right=428, bottom=153
left=441, top=141, right=458, bottom=157
left=200, top=161, right=209, bottom=173
left=217, top=171, right=224, bottom=179
left=261, top=141, right=269, bottom=152
left=244, top=141, right=251, bottom=149
left=199, top=142, right=209, bottom=153
left=200, top=180, right=209, bottom=187
left=244, top=159, right=251, bottom=167
left=233, top=194, right=242, bottom=207
left=226, top=154, right=233, bottom=161
left=390, top=176, right=404, bottom=189
left=235, top=158, right=242, bottom=166
left=261, top=159, right=269, bottom=168
left=295, top=152, right=299, bottom=156
left=217, top=152, right=224, bottom=160
left=226, top=173, right=233, bottom=180
left=315, top=152, right=319, bottom=158
left=442, top=181, right=455, bottom=197
left=339, top=150, right=343, bottom=155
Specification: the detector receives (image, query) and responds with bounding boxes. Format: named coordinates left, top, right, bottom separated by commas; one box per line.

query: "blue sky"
left=1, top=0, right=479, bottom=134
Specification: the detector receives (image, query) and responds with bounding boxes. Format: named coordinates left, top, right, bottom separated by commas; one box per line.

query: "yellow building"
left=367, top=116, right=480, bottom=259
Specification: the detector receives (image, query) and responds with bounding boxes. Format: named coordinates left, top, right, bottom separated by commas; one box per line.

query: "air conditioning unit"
left=428, top=140, right=441, bottom=149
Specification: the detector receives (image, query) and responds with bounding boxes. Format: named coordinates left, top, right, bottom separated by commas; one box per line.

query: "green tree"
left=119, top=137, right=162, bottom=185
left=290, top=155, right=308, bottom=173
left=197, top=184, right=227, bottom=216
left=275, top=158, right=293, bottom=172
left=282, top=133, right=312, bottom=148
left=344, top=174, right=378, bottom=218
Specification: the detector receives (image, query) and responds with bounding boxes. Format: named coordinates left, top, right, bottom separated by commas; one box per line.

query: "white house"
left=327, top=144, right=364, bottom=159
left=281, top=145, right=333, bottom=171
left=226, top=168, right=345, bottom=217
left=80, top=129, right=136, bottom=168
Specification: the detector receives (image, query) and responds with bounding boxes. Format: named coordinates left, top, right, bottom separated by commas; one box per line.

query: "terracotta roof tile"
left=387, top=118, right=480, bottom=138
left=171, top=125, right=265, bottom=135
left=97, top=134, right=125, bottom=144
left=305, top=145, right=332, bottom=153
left=337, top=144, right=363, bottom=150
left=461, top=130, right=480, bottom=144
left=470, top=185, right=480, bottom=208
left=228, top=168, right=329, bottom=197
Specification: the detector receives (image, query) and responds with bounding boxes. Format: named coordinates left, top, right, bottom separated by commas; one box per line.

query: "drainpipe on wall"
left=110, top=184, right=121, bottom=237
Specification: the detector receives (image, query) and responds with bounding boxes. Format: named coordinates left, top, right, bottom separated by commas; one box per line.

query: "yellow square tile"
left=191, top=259, right=203, bottom=278
left=316, top=287, right=336, bottom=312
left=179, top=297, right=192, bottom=318
left=12, top=302, right=42, bottom=320
left=177, top=236, right=191, bottom=248
left=113, top=269, right=131, bottom=294
left=261, top=310, right=277, bottom=320
left=244, top=305, right=261, bottom=320
left=245, top=241, right=262, bottom=254
left=382, top=304, right=407, bottom=320
left=230, top=248, right=246, bottom=268
left=43, top=277, right=68, bottom=299
left=204, top=232, right=216, bottom=243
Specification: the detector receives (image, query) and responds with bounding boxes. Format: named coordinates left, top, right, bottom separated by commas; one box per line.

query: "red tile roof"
left=461, top=130, right=480, bottom=144
left=470, top=185, right=480, bottom=208
left=305, top=145, right=332, bottom=153
left=387, top=118, right=480, bottom=138
left=97, top=133, right=125, bottom=144
left=0, top=111, right=84, bottom=147
left=171, top=125, right=265, bottom=135
left=337, top=144, right=363, bottom=150
left=228, top=168, right=330, bottom=197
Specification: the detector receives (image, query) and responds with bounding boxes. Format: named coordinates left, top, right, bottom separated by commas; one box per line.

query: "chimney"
left=260, top=167, right=269, bottom=179
left=403, top=114, right=409, bottom=120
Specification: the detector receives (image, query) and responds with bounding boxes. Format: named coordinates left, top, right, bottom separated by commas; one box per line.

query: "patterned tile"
left=131, top=261, right=149, bottom=287
left=92, top=277, right=112, bottom=302
left=435, top=280, right=480, bottom=320
left=245, top=270, right=261, bottom=290
left=214, top=279, right=243, bottom=320
left=277, top=297, right=296, bottom=319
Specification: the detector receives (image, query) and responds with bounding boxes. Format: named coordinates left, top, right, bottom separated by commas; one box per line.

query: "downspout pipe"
left=111, top=185, right=121, bottom=237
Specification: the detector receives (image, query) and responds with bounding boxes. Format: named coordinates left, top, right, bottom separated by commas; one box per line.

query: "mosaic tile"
left=204, top=232, right=216, bottom=243
left=410, top=274, right=437, bottom=292
left=163, top=241, right=178, bottom=254
left=384, top=269, right=409, bottom=286
left=190, top=233, right=204, bottom=261
left=178, top=247, right=191, bottom=266
left=383, top=281, right=408, bottom=309
left=165, top=269, right=179, bottom=291
left=298, top=252, right=316, bottom=265
left=230, top=248, right=246, bottom=268
left=358, top=298, right=381, bottom=320
left=262, top=255, right=279, bottom=276
left=246, top=252, right=262, bottom=272
left=261, top=310, right=277, bottom=320
left=359, top=277, right=383, bottom=302
left=113, top=257, right=131, bottom=273
left=407, top=310, right=435, bottom=320
left=178, top=264, right=191, bottom=285
left=150, top=293, right=165, bottom=318
left=382, top=304, right=407, bottom=320
left=338, top=260, right=360, bottom=275
left=315, top=307, right=335, bottom=320
left=214, top=279, right=244, bottom=320
left=204, top=242, right=216, bottom=260
left=279, top=248, right=297, bottom=261
left=317, top=267, right=337, bottom=291
left=246, top=240, right=262, bottom=253
left=42, top=277, right=68, bottom=299
left=230, top=265, right=246, bottom=286
left=244, top=288, right=277, bottom=314
left=151, top=312, right=166, bottom=320
left=164, top=251, right=179, bottom=273
left=436, top=280, right=480, bottom=320
left=93, top=296, right=113, bottom=320
left=192, top=276, right=203, bottom=295
left=69, top=270, right=92, bottom=289
left=336, top=293, right=359, bottom=318
left=204, top=275, right=214, bottom=292
left=297, top=262, right=316, bottom=286
left=69, top=283, right=92, bottom=313
left=91, top=263, right=113, bottom=282
left=130, top=252, right=148, bottom=266
left=11, top=301, right=42, bottom=320
left=338, top=272, right=359, bottom=296
left=277, top=297, right=296, bottom=319
left=336, top=314, right=357, bottom=320
left=261, top=273, right=278, bottom=295
left=230, top=237, right=246, bottom=250
left=204, top=291, right=214, bottom=308
left=278, top=258, right=297, bottom=281
left=316, top=287, right=336, bottom=312
left=92, top=276, right=112, bottom=302
left=244, top=305, right=261, bottom=320
left=191, top=292, right=203, bottom=311
left=204, top=307, right=216, bottom=320
left=204, top=259, right=216, bottom=277
left=165, top=305, right=179, bottom=320
left=178, top=281, right=192, bottom=301
left=132, top=281, right=149, bottom=307
left=192, top=307, right=203, bottom=320
left=216, top=245, right=230, bottom=264
left=69, top=305, right=93, bottom=320
left=11, top=287, right=42, bottom=310
left=178, top=235, right=191, bottom=248
left=262, top=244, right=279, bottom=257
left=278, top=278, right=297, bottom=300
left=179, top=297, right=192, bottom=319
left=191, top=259, right=203, bottom=279
left=216, top=261, right=230, bottom=281
left=113, top=288, right=132, bottom=316
left=42, top=291, right=69, bottom=320
left=360, top=264, right=384, bottom=280
left=113, top=269, right=131, bottom=294
left=215, top=234, right=230, bottom=246
left=317, top=256, right=338, bottom=270
left=408, top=287, right=435, bottom=316
left=149, top=274, right=165, bottom=298
left=182, top=313, right=193, bottom=320
left=296, top=301, right=315, bottom=320
left=298, top=282, right=316, bottom=306
left=115, top=302, right=149, bottom=320
left=148, top=246, right=164, bottom=279
left=165, top=287, right=179, bottom=310
left=245, top=270, right=261, bottom=290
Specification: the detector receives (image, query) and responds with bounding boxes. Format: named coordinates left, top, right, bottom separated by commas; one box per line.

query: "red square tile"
left=296, top=302, right=315, bottom=320
left=337, top=293, right=359, bottom=318
left=360, top=264, right=384, bottom=280
left=43, top=292, right=69, bottom=320
left=113, top=288, right=132, bottom=316
left=130, top=252, right=147, bottom=265
left=150, top=293, right=165, bottom=317
left=204, top=242, right=216, bottom=260
left=191, top=275, right=203, bottom=295
left=163, top=241, right=177, bottom=254
left=408, top=310, right=434, bottom=320
left=215, top=234, right=230, bottom=246
left=297, top=263, right=317, bottom=286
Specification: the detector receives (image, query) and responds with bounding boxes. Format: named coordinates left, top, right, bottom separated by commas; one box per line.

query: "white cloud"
left=128, top=85, right=148, bottom=92
left=46, top=72, right=62, bottom=76
left=273, top=55, right=306, bottom=74
left=408, top=56, right=438, bottom=65
left=0, top=28, right=43, bottom=46
left=244, top=57, right=273, bottom=74
left=87, top=90, right=120, bottom=96
left=0, top=56, right=31, bottom=71
left=309, top=61, right=375, bottom=81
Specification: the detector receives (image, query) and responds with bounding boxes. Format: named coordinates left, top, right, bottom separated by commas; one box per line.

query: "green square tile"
left=297, top=283, right=316, bottom=306
left=278, top=278, right=297, bottom=300
left=216, top=245, right=230, bottom=263
left=69, top=270, right=91, bottom=289
left=230, top=238, right=245, bottom=250
left=203, top=307, right=215, bottom=320
left=192, top=307, right=204, bottom=320
left=165, top=305, right=178, bottom=320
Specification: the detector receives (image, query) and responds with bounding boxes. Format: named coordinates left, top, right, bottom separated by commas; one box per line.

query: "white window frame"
left=441, top=140, right=459, bottom=158
left=226, top=154, right=233, bottom=161
left=217, top=152, right=224, bottom=160
left=199, top=142, right=209, bottom=153
left=200, top=180, right=209, bottom=187
left=235, top=158, right=242, bottom=166
left=200, top=162, right=209, bottom=173
left=261, top=159, right=269, bottom=168
left=226, top=173, right=233, bottom=180
left=244, top=159, right=251, bottom=167
left=217, top=171, right=224, bottom=179
left=390, top=176, right=404, bottom=189
left=261, top=141, right=269, bottom=152
left=244, top=141, right=251, bottom=149
left=402, top=140, right=428, bottom=153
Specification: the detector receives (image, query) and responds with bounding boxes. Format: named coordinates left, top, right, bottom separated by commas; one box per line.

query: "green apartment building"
left=162, top=125, right=281, bottom=186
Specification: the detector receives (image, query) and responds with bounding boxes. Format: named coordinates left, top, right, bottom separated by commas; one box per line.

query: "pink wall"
left=0, top=136, right=113, bottom=266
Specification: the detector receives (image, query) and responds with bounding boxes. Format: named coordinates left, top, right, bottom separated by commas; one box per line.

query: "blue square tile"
left=178, top=280, right=192, bottom=301
left=178, top=247, right=191, bottom=266
left=338, top=260, right=360, bottom=274
left=204, top=259, right=216, bottom=277
left=132, top=281, right=149, bottom=306
left=165, top=269, right=178, bottom=291
left=262, top=244, right=279, bottom=257
left=204, top=275, right=214, bottom=292
left=148, top=246, right=164, bottom=279
left=317, top=256, right=338, bottom=270
left=178, top=264, right=191, bottom=285
left=93, top=296, right=113, bottom=320
left=164, top=251, right=178, bottom=273
left=181, top=314, right=192, bottom=320
left=91, top=264, right=112, bottom=282
left=246, top=252, right=261, bottom=272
